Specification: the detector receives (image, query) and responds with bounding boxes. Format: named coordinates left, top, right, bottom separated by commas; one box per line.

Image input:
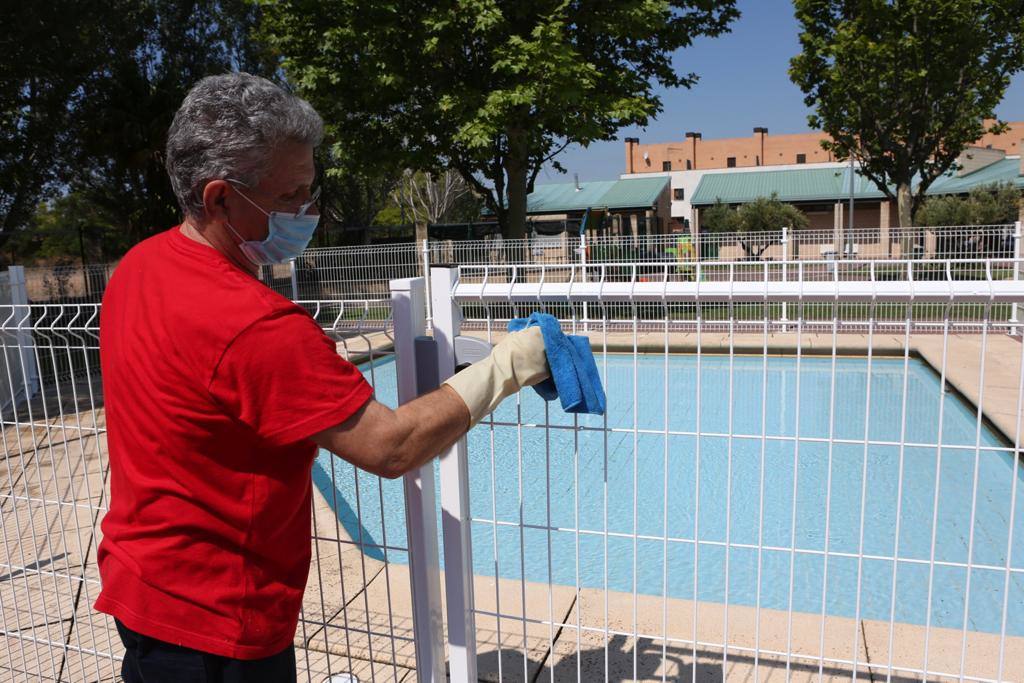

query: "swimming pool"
left=312, top=353, right=1024, bottom=636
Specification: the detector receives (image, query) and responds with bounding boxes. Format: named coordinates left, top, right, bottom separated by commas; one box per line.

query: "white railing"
left=286, top=223, right=1021, bottom=323
left=415, top=262, right=1024, bottom=682
left=9, top=223, right=1019, bottom=311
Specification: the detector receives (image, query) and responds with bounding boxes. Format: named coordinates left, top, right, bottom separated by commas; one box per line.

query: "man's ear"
left=202, top=180, right=232, bottom=224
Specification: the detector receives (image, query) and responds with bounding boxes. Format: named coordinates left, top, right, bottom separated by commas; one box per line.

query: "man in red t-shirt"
left=95, top=72, right=548, bottom=683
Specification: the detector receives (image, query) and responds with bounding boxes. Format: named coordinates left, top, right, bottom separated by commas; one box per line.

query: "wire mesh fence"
left=3, top=255, right=1024, bottom=682
left=420, top=262, right=1024, bottom=682
left=0, top=298, right=414, bottom=683
left=7, top=224, right=1018, bottom=314
left=19, top=265, right=118, bottom=307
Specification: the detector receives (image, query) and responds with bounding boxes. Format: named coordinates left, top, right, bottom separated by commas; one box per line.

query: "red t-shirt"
left=94, top=227, right=373, bottom=659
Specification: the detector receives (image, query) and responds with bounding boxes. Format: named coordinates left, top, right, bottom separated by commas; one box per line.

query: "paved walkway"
left=914, top=333, right=1023, bottom=446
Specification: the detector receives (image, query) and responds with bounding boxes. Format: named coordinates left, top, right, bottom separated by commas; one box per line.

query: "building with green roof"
left=508, top=175, right=671, bottom=236
left=686, top=149, right=1023, bottom=233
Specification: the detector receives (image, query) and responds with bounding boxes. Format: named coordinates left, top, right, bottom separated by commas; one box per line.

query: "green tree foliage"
left=66, top=0, right=278, bottom=250
left=315, top=144, right=402, bottom=242
left=1, top=1, right=277, bottom=264
left=6, top=193, right=124, bottom=265
left=736, top=195, right=810, bottom=234
left=915, top=183, right=1022, bottom=227
left=0, top=1, right=144, bottom=245
left=701, top=194, right=808, bottom=259
left=699, top=200, right=741, bottom=233
left=789, top=0, right=1024, bottom=227
left=260, top=0, right=738, bottom=239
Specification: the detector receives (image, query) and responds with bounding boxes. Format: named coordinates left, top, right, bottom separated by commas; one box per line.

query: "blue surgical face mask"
left=223, top=180, right=321, bottom=265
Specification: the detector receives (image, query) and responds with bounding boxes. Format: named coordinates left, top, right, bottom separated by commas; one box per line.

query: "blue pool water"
left=312, top=354, right=1024, bottom=636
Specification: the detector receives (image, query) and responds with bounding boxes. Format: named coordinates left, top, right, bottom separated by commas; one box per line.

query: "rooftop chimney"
left=685, top=131, right=702, bottom=170
left=754, top=127, right=768, bottom=166
left=624, top=137, right=639, bottom=174
left=574, top=173, right=581, bottom=191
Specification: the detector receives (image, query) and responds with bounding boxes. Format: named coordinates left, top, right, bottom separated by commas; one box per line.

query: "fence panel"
left=426, top=261, right=1024, bottom=682
left=0, top=297, right=419, bottom=683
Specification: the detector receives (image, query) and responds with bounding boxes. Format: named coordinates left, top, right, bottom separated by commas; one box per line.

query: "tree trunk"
left=897, top=182, right=913, bottom=227
left=504, top=127, right=529, bottom=241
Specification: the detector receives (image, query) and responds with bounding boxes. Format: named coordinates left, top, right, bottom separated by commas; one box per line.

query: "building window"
left=686, top=160, right=692, bottom=170
left=673, top=188, right=685, bottom=200
left=662, top=161, right=672, bottom=171
left=796, top=153, right=807, bottom=164
left=726, top=157, right=736, bottom=168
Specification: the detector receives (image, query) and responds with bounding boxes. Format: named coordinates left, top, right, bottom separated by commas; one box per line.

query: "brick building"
left=624, top=122, right=1024, bottom=174
left=620, top=123, right=1024, bottom=232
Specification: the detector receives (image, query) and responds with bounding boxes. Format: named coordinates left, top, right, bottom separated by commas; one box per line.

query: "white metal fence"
left=3, top=254, right=1024, bottom=682
left=9, top=224, right=1020, bottom=313
left=288, top=224, right=1021, bottom=321
left=417, top=260, right=1024, bottom=682
left=0, top=293, right=430, bottom=682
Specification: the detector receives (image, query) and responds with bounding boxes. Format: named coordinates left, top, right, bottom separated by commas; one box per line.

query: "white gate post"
left=389, top=276, right=446, bottom=682
left=1012, top=221, right=1021, bottom=335
left=429, top=265, right=478, bottom=682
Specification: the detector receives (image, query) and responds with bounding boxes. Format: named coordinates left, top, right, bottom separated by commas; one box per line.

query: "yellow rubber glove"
left=443, top=326, right=550, bottom=429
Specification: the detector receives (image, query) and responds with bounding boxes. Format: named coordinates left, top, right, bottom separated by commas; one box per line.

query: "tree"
left=916, top=182, right=1021, bottom=226
left=315, top=157, right=402, bottom=245
left=261, top=0, right=738, bottom=238
left=0, top=1, right=145, bottom=247
left=65, top=0, right=279, bottom=248
left=789, top=0, right=1024, bottom=227
left=7, top=193, right=123, bottom=266
left=1, top=1, right=279, bottom=264
left=702, top=194, right=808, bottom=260
left=699, top=200, right=741, bottom=233
left=393, top=170, right=480, bottom=226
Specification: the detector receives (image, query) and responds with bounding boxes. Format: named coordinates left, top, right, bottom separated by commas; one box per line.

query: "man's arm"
left=314, top=326, right=549, bottom=479
left=312, top=384, right=469, bottom=480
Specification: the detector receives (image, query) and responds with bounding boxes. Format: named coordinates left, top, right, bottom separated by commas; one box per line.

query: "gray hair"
left=165, top=72, right=324, bottom=219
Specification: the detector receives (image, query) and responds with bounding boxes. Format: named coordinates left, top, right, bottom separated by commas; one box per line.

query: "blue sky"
left=539, top=0, right=1024, bottom=184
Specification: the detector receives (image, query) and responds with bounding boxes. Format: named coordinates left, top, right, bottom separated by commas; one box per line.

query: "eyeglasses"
left=292, top=185, right=322, bottom=218
left=226, top=178, right=321, bottom=217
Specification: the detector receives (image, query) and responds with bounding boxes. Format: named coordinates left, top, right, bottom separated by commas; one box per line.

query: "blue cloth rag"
left=507, top=313, right=606, bottom=416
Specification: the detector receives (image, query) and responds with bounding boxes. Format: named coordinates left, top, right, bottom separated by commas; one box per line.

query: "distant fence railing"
left=8, top=224, right=1020, bottom=314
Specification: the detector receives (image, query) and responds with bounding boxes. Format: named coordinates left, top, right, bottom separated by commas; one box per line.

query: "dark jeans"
left=115, top=619, right=297, bottom=683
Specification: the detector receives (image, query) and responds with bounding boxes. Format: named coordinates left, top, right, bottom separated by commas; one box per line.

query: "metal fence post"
left=6, top=266, right=38, bottom=408
left=429, top=265, right=478, bottom=682
left=389, top=276, right=446, bottom=682
left=579, top=230, right=589, bottom=332
left=781, top=227, right=789, bottom=326
left=1012, top=221, right=1021, bottom=335
left=289, top=259, right=300, bottom=301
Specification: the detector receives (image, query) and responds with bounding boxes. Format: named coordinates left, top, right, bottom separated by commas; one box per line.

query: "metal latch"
left=453, top=335, right=493, bottom=372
